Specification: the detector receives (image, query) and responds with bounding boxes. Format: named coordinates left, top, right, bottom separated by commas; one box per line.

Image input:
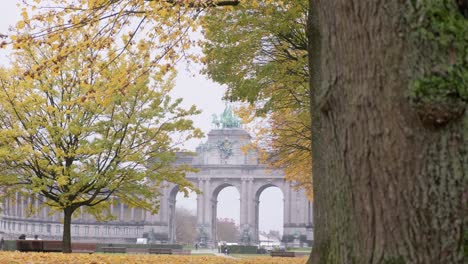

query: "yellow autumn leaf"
left=17, top=21, right=25, bottom=29
left=57, top=176, right=68, bottom=186
left=0, top=251, right=308, bottom=264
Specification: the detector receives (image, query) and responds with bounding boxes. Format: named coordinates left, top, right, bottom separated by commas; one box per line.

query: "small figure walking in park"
left=195, top=243, right=198, bottom=250
left=0, top=237, right=4, bottom=250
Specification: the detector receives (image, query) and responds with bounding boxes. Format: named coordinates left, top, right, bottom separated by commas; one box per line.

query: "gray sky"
left=0, top=1, right=284, bottom=234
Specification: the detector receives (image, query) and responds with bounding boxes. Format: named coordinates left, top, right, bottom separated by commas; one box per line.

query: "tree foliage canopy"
left=0, top=24, right=202, bottom=221
left=201, top=0, right=312, bottom=198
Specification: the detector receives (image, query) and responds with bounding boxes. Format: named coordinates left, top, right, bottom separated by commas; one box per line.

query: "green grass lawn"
left=230, top=254, right=268, bottom=259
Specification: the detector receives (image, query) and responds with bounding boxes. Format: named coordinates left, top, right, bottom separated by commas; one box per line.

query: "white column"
left=207, top=179, right=215, bottom=244
left=43, top=203, right=47, bottom=219
left=168, top=201, right=173, bottom=242
left=150, top=184, right=167, bottom=223
left=284, top=183, right=292, bottom=225
left=15, top=192, right=19, bottom=217
left=211, top=199, right=218, bottom=243
left=290, top=189, right=298, bottom=224
left=240, top=178, right=247, bottom=225
left=131, top=207, right=135, bottom=221
left=247, top=178, right=254, bottom=225
left=1, top=199, right=4, bottom=216
left=5, top=198, right=8, bottom=215
left=196, top=178, right=204, bottom=225
left=35, top=195, right=39, bottom=218
left=155, top=198, right=163, bottom=222
left=19, top=195, right=23, bottom=218
left=5, top=198, right=10, bottom=215
left=28, top=196, right=32, bottom=216
left=204, top=179, right=211, bottom=225
left=120, top=203, right=124, bottom=221
left=254, top=199, right=259, bottom=243
left=158, top=189, right=166, bottom=223
left=302, top=191, right=309, bottom=225
left=110, top=199, right=114, bottom=216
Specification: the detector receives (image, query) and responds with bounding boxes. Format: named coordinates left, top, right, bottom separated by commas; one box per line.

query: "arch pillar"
left=210, top=198, right=217, bottom=244
left=240, top=177, right=255, bottom=245
left=142, top=184, right=172, bottom=243
left=195, top=177, right=215, bottom=247
left=282, top=183, right=314, bottom=247
left=168, top=196, right=176, bottom=243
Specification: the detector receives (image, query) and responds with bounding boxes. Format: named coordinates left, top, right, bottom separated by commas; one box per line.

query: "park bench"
left=42, top=240, right=63, bottom=252
left=270, top=251, right=296, bottom=257
left=148, top=248, right=173, bottom=254
left=126, top=248, right=148, bottom=254
left=102, top=247, right=126, bottom=253
left=16, top=240, right=62, bottom=252
left=72, top=243, right=96, bottom=253
left=16, top=240, right=42, bottom=252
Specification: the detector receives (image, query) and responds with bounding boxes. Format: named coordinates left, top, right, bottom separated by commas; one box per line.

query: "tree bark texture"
left=307, top=1, right=467, bottom=263
left=62, top=207, right=74, bottom=253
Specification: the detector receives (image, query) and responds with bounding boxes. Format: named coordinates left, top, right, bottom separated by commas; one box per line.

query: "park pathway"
left=191, top=248, right=237, bottom=259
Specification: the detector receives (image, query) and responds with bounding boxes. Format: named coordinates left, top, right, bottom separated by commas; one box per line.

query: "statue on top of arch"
left=211, top=105, right=241, bottom=129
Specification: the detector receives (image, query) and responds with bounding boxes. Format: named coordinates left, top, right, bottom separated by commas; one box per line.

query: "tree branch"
left=163, top=0, right=240, bottom=7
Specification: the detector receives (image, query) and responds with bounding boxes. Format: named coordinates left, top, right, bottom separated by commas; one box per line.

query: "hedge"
left=1, top=240, right=182, bottom=252
left=226, top=245, right=257, bottom=254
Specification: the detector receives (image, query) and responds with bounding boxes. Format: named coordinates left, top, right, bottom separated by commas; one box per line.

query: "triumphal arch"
left=0, top=109, right=313, bottom=246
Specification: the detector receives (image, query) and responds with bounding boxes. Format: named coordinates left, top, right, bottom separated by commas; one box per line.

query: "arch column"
left=196, top=177, right=204, bottom=226
left=142, top=184, right=172, bottom=243
left=282, top=183, right=314, bottom=247
left=210, top=198, right=218, bottom=244
left=253, top=198, right=260, bottom=244
left=196, top=177, right=215, bottom=247
left=168, top=197, right=176, bottom=243
left=240, top=177, right=255, bottom=245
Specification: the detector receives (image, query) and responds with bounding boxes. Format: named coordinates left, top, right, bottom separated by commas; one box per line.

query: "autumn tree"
left=0, top=25, right=201, bottom=253
left=217, top=218, right=241, bottom=243
left=201, top=0, right=312, bottom=198
left=175, top=209, right=241, bottom=244
left=175, top=207, right=197, bottom=245
left=307, top=0, right=467, bottom=263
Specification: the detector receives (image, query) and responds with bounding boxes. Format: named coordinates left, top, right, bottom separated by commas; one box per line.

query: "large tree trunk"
left=307, top=1, right=467, bottom=263
left=62, top=207, right=75, bottom=253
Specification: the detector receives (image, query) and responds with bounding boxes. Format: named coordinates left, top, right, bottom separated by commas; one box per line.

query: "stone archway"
left=209, top=183, right=240, bottom=245
left=254, top=183, right=285, bottom=244
left=167, top=185, right=179, bottom=243
left=149, top=127, right=313, bottom=247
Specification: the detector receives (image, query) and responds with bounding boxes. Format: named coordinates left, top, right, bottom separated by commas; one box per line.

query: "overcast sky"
left=0, top=1, right=284, bottom=235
